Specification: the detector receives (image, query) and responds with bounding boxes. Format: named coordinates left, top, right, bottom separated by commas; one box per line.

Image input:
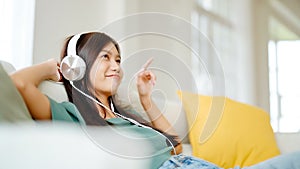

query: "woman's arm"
left=136, top=59, right=182, bottom=154
left=139, top=95, right=183, bottom=154
left=10, top=59, right=60, bottom=120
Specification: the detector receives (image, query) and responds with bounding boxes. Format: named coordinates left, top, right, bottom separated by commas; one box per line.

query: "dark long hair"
left=60, top=32, right=179, bottom=146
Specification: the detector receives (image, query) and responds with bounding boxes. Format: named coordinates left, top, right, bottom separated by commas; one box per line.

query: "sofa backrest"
left=38, top=81, right=69, bottom=103
left=0, top=60, right=16, bottom=73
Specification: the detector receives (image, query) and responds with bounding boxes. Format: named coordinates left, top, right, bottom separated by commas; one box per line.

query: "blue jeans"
left=244, top=151, right=300, bottom=169
left=159, top=154, right=223, bottom=169
left=159, top=151, right=300, bottom=169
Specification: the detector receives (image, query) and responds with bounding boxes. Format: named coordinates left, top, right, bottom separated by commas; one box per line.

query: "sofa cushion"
left=38, top=81, right=68, bottom=103
left=177, top=90, right=280, bottom=168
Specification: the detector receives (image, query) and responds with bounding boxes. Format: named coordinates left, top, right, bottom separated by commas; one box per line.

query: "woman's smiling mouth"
left=106, top=74, right=120, bottom=78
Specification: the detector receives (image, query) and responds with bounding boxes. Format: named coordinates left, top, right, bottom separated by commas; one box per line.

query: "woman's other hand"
left=46, top=59, right=61, bottom=82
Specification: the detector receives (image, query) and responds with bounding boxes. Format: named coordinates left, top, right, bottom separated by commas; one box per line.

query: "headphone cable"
left=69, top=81, right=177, bottom=155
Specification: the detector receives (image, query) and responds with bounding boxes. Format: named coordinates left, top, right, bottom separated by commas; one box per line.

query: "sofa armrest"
left=0, top=122, right=154, bottom=169
left=275, top=132, right=300, bottom=154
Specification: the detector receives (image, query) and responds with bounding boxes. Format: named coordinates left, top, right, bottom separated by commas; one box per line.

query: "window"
left=269, top=40, right=300, bottom=132
left=268, top=0, right=300, bottom=133
left=191, top=0, right=235, bottom=96
left=0, top=0, right=35, bottom=69
left=192, top=0, right=300, bottom=132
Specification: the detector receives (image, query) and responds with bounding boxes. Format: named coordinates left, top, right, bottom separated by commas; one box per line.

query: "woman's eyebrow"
left=100, top=49, right=121, bottom=58
left=100, top=49, right=111, bottom=54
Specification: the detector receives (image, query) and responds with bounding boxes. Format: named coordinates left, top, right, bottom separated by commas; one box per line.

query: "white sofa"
left=1, top=60, right=300, bottom=169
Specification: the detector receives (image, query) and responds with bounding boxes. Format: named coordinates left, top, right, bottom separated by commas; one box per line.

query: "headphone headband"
left=67, top=33, right=82, bottom=56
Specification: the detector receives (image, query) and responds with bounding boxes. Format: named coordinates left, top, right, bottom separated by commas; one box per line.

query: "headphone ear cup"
left=60, top=55, right=86, bottom=81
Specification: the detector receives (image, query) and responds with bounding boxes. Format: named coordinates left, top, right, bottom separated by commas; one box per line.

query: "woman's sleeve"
left=48, top=97, right=85, bottom=124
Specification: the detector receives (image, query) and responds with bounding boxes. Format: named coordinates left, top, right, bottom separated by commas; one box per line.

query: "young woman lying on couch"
left=9, top=31, right=300, bottom=169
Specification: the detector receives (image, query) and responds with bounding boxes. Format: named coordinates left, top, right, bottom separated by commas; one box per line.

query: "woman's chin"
left=110, top=84, right=120, bottom=95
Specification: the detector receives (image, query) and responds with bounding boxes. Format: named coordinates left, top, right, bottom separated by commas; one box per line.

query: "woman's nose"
left=110, top=60, right=120, bottom=71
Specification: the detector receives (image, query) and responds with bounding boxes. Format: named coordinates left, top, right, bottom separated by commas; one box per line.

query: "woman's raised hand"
left=136, top=58, right=156, bottom=98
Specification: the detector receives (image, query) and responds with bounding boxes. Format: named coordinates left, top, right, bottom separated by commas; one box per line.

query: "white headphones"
left=60, top=33, right=87, bottom=81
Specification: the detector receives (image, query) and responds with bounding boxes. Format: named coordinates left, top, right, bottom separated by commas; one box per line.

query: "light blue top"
left=48, top=97, right=172, bottom=169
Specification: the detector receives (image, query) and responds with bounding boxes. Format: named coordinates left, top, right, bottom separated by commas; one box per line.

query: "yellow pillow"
left=177, top=91, right=280, bottom=168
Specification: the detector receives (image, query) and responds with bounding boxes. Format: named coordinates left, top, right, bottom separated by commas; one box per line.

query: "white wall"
left=33, top=0, right=192, bottom=63
left=230, top=0, right=271, bottom=111
left=117, top=0, right=196, bottom=102
left=33, top=0, right=125, bottom=63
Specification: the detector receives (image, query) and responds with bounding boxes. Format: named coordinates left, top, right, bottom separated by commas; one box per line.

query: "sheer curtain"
left=0, top=0, right=35, bottom=69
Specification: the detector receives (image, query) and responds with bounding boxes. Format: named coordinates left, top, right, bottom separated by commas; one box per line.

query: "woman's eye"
left=116, top=59, right=121, bottom=64
left=102, top=54, right=109, bottom=59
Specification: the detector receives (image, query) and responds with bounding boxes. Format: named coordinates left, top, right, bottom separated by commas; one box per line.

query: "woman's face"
left=89, top=42, right=123, bottom=98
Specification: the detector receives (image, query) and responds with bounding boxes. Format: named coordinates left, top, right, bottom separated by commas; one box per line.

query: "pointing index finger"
left=142, top=58, right=154, bottom=71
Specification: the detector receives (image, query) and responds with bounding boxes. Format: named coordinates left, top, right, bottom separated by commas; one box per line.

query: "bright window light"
left=269, top=40, right=300, bottom=132
left=0, top=0, right=35, bottom=69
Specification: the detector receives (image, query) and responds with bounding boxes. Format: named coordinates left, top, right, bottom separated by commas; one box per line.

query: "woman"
left=11, top=32, right=184, bottom=168
left=10, top=32, right=300, bottom=169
